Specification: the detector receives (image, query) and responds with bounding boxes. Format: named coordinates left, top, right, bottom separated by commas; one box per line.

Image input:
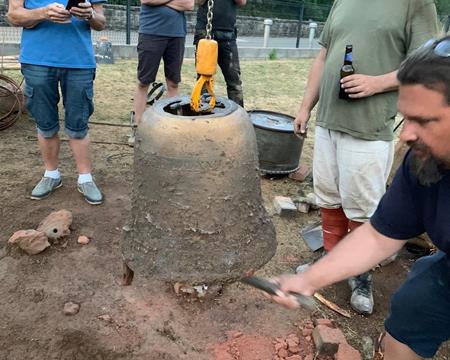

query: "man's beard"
left=408, top=141, right=445, bottom=186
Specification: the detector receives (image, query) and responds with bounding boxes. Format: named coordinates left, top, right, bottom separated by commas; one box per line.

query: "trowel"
left=300, top=221, right=323, bottom=252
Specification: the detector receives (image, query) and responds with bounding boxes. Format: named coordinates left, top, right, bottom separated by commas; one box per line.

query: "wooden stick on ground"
left=313, top=292, right=352, bottom=318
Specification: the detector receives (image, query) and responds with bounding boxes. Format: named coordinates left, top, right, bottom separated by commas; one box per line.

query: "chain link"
left=205, top=0, right=214, bottom=40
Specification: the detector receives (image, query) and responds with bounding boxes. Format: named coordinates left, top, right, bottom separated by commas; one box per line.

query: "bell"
left=121, top=96, right=276, bottom=284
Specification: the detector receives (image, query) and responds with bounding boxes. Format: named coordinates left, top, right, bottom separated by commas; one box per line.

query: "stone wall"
left=0, top=4, right=324, bottom=37
left=103, top=5, right=324, bottom=38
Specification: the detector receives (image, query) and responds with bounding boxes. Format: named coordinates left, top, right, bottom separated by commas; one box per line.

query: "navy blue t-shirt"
left=139, top=5, right=186, bottom=37
left=371, top=150, right=450, bottom=256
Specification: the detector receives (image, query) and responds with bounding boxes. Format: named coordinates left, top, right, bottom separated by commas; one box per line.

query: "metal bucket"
left=249, top=110, right=304, bottom=174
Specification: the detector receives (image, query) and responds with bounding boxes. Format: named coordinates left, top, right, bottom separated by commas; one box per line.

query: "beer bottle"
left=339, top=45, right=355, bottom=100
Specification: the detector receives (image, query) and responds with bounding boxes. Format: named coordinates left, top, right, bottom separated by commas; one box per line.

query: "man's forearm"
left=166, top=0, right=194, bottom=11
left=299, top=47, right=326, bottom=113
left=305, top=223, right=406, bottom=292
left=234, top=0, right=246, bottom=6
left=88, top=5, right=106, bottom=31
left=140, top=0, right=171, bottom=6
left=8, top=6, right=47, bottom=28
left=376, top=70, right=399, bottom=94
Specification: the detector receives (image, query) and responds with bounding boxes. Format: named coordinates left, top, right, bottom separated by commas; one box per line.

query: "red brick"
left=334, top=343, right=361, bottom=360
left=312, top=325, right=347, bottom=356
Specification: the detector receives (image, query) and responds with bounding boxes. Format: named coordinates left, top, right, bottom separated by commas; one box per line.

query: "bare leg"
left=37, top=133, right=60, bottom=171
left=165, top=78, right=179, bottom=98
left=69, top=136, right=92, bottom=174
left=133, top=82, right=150, bottom=125
left=121, top=260, right=134, bottom=286
left=384, top=332, right=422, bottom=360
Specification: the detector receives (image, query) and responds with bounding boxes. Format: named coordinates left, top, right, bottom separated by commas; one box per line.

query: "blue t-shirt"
left=139, top=5, right=186, bottom=37
left=371, top=150, right=450, bottom=256
left=20, top=0, right=106, bottom=69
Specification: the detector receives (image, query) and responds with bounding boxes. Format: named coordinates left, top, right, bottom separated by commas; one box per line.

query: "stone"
left=313, top=325, right=347, bottom=356
left=37, top=209, right=72, bottom=240
left=297, top=202, right=310, bottom=213
left=286, top=356, right=302, bottom=360
left=302, top=328, right=313, bottom=336
left=63, top=302, right=80, bottom=316
left=277, top=348, right=289, bottom=358
left=273, top=196, right=297, bottom=216
left=361, top=336, right=374, bottom=360
left=288, top=164, right=311, bottom=182
left=304, top=355, right=314, bottom=360
left=77, top=235, right=90, bottom=245
left=335, top=343, right=361, bottom=360
left=8, top=229, right=50, bottom=255
left=287, top=344, right=300, bottom=354
left=97, top=314, right=113, bottom=322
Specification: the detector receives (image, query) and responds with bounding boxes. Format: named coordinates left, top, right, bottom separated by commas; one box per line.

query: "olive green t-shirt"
left=316, top=0, right=439, bottom=141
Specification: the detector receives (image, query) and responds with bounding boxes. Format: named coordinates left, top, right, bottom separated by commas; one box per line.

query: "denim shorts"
left=21, top=64, right=95, bottom=139
left=385, top=251, right=450, bottom=357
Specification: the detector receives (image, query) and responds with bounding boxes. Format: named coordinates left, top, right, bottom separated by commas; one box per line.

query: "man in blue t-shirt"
left=132, top=0, right=194, bottom=127
left=263, top=36, right=450, bottom=359
left=8, top=0, right=107, bottom=205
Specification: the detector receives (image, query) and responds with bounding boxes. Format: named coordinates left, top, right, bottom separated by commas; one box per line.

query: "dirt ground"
left=1, top=62, right=449, bottom=359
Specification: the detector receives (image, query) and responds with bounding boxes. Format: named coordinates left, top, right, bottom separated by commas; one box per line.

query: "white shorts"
left=313, top=126, right=394, bottom=221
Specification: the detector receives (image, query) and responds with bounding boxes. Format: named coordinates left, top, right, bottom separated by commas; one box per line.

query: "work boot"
left=77, top=181, right=103, bottom=205
left=30, top=177, right=62, bottom=200
left=348, top=272, right=374, bottom=315
left=295, top=250, right=327, bottom=274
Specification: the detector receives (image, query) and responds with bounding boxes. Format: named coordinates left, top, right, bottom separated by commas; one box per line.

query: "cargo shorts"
left=21, top=64, right=95, bottom=139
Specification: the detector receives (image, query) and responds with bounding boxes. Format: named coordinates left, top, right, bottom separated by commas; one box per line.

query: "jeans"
left=21, top=64, right=95, bottom=139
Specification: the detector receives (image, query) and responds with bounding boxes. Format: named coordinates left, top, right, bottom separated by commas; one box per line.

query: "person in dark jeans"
left=194, top=0, right=246, bottom=107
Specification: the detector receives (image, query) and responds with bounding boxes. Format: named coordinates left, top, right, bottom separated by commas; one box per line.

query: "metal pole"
left=296, top=2, right=304, bottom=49
left=445, top=15, right=450, bottom=33
left=126, top=0, right=131, bottom=45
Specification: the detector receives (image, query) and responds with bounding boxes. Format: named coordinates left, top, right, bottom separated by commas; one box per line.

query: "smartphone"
left=66, top=0, right=84, bottom=10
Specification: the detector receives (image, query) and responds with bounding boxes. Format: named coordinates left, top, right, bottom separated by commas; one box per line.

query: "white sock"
left=78, top=173, right=93, bottom=184
left=44, top=169, right=61, bottom=179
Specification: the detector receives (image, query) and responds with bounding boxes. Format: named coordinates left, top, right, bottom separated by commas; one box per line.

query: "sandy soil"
left=1, top=109, right=449, bottom=360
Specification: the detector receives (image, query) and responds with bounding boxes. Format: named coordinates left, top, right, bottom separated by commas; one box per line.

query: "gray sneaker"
left=77, top=181, right=103, bottom=205
left=295, top=250, right=327, bottom=274
left=30, top=177, right=62, bottom=200
left=349, top=272, right=374, bottom=315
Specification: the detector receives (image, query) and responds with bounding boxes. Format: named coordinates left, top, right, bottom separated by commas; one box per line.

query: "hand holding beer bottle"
left=339, top=45, right=355, bottom=100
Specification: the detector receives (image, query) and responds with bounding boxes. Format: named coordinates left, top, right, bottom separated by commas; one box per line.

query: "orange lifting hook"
left=191, top=38, right=218, bottom=113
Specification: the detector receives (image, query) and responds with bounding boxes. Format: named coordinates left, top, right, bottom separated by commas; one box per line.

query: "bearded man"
left=265, top=36, right=450, bottom=360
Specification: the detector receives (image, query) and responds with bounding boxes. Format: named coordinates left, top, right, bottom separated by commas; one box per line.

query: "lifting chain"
left=190, top=0, right=218, bottom=113
left=205, top=0, right=214, bottom=39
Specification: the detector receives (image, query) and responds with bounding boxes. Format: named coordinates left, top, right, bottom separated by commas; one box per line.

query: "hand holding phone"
left=66, top=0, right=84, bottom=10
left=68, top=1, right=95, bottom=20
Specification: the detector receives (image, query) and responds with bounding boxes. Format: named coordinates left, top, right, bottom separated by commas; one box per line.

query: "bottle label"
left=345, top=53, right=353, bottom=62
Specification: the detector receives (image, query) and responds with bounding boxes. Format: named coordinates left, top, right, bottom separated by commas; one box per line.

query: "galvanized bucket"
left=249, top=110, right=304, bottom=174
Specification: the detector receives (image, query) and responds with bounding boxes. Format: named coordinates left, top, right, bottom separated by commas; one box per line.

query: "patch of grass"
left=3, top=58, right=313, bottom=123
left=268, top=49, right=278, bottom=60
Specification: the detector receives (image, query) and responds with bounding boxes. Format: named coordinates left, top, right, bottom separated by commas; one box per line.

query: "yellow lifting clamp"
left=191, top=38, right=218, bottom=113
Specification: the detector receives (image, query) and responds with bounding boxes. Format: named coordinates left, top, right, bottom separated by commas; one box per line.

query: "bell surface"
left=122, top=96, right=276, bottom=284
